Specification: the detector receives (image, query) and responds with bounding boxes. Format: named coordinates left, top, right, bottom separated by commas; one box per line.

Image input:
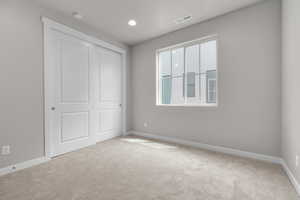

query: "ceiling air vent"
left=174, top=15, right=193, bottom=24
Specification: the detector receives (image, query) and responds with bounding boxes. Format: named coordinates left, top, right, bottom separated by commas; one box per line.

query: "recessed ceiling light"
left=174, top=15, right=192, bottom=24
left=72, top=12, right=83, bottom=19
left=128, top=19, right=137, bottom=26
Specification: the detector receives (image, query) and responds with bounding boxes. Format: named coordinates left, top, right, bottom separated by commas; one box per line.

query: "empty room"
left=0, top=0, right=299, bottom=199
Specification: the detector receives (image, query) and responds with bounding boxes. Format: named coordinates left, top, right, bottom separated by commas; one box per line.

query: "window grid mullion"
left=183, top=46, right=187, bottom=104
left=170, top=50, right=173, bottom=104
left=199, top=43, right=202, bottom=103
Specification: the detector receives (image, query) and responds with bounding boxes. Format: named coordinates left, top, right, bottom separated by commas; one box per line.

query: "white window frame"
left=156, top=35, right=218, bottom=107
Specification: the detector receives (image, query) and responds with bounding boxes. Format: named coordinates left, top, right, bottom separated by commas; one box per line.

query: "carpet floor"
left=0, top=136, right=298, bottom=200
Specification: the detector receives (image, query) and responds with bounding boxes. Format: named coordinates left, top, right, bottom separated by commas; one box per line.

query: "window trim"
left=156, top=34, right=218, bottom=107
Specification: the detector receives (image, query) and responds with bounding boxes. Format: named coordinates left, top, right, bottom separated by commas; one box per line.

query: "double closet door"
left=47, top=29, right=122, bottom=157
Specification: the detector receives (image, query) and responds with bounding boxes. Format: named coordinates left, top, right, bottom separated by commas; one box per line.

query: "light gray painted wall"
left=282, top=0, right=300, bottom=183
left=0, top=0, right=130, bottom=168
left=131, top=0, right=281, bottom=156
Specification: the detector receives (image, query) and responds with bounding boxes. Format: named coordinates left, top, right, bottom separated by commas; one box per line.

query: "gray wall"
left=282, top=0, right=300, bottom=183
left=131, top=0, right=281, bottom=157
left=0, top=0, right=129, bottom=168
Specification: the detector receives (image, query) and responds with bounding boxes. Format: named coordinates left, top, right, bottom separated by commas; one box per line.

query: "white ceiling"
left=36, top=0, right=265, bottom=45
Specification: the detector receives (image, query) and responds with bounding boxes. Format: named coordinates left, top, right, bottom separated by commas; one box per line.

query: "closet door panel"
left=94, top=47, right=122, bottom=141
left=49, top=30, right=95, bottom=157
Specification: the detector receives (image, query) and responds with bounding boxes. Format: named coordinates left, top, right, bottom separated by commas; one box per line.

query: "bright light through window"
left=157, top=36, right=217, bottom=106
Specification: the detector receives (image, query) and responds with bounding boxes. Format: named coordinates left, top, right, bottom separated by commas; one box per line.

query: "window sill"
left=156, top=103, right=218, bottom=108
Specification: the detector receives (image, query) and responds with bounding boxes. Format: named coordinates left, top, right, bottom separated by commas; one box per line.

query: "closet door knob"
left=51, top=107, right=56, bottom=111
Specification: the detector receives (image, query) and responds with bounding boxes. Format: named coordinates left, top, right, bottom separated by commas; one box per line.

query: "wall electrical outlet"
left=2, top=145, right=10, bottom=155
left=296, top=155, right=299, bottom=167
left=143, top=122, right=148, bottom=128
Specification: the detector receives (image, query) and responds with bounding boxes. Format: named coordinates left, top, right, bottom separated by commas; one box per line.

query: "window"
left=157, top=36, right=218, bottom=106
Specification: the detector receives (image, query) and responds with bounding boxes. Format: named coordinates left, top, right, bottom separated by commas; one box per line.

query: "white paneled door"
left=94, top=47, right=122, bottom=142
left=46, top=27, right=123, bottom=157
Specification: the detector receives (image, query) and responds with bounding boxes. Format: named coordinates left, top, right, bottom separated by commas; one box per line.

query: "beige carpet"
left=0, top=136, right=298, bottom=200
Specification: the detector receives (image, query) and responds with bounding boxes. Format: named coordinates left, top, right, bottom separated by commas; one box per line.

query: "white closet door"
left=94, top=47, right=122, bottom=141
left=48, top=30, right=96, bottom=156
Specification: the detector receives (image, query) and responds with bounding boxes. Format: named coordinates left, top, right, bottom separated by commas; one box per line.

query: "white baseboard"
left=0, top=156, right=50, bottom=177
left=129, top=130, right=281, bottom=164
left=96, top=131, right=122, bottom=143
left=122, top=130, right=131, bottom=136
left=281, top=159, right=300, bottom=196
